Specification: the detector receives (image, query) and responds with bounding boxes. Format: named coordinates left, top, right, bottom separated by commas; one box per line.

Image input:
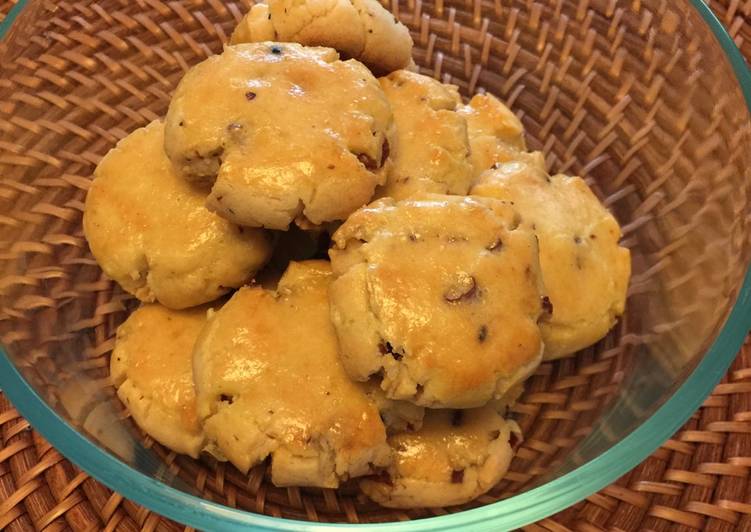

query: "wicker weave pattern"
left=535, top=339, right=751, bottom=532
left=0, top=0, right=750, bottom=529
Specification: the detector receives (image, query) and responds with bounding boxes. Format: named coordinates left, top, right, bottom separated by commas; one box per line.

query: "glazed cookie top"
left=110, top=304, right=212, bottom=458
left=329, top=195, right=546, bottom=408
left=83, top=120, right=271, bottom=309
left=164, top=42, right=394, bottom=229
left=360, top=406, right=516, bottom=508
left=192, top=260, right=390, bottom=486
left=457, top=93, right=535, bottom=177
left=376, top=70, right=473, bottom=199
left=230, top=0, right=413, bottom=74
left=471, top=160, right=631, bottom=359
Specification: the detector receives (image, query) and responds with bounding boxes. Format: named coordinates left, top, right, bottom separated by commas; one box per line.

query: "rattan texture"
left=0, top=0, right=750, bottom=529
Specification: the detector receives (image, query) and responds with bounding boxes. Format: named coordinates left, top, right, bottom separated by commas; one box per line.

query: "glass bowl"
left=1, top=0, right=750, bottom=529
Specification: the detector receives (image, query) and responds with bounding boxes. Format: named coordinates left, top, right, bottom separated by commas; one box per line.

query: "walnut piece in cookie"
left=471, top=159, right=631, bottom=359
left=164, top=43, right=394, bottom=230
left=230, top=0, right=413, bottom=74
left=83, top=120, right=271, bottom=309
left=328, top=195, right=545, bottom=408
left=360, top=406, right=518, bottom=507
left=457, top=92, right=539, bottom=178
left=376, top=70, right=473, bottom=199
left=192, top=260, right=391, bottom=487
left=110, top=303, right=223, bottom=459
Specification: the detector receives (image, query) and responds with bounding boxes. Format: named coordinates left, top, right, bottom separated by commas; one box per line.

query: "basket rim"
left=0, top=0, right=23, bottom=38
left=1, top=0, right=751, bottom=530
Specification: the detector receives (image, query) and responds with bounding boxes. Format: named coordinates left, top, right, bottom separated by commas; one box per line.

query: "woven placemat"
left=0, top=0, right=750, bottom=530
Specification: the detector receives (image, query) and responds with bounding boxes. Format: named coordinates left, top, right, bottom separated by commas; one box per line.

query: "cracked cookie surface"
left=329, top=195, right=545, bottom=408
left=471, top=159, right=631, bottom=359
left=361, top=380, right=425, bottom=433
left=376, top=70, right=473, bottom=199
left=83, top=120, right=271, bottom=309
left=192, top=260, right=391, bottom=487
left=230, top=0, right=413, bottom=73
left=110, top=304, right=217, bottom=458
left=164, top=43, right=394, bottom=229
left=360, top=406, right=517, bottom=507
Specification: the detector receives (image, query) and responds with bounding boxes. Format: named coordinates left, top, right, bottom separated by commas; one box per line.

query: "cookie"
left=376, top=70, right=473, bottom=199
left=360, top=406, right=517, bottom=507
left=471, top=159, right=631, bottom=359
left=110, top=304, right=216, bottom=458
left=230, top=0, right=413, bottom=74
left=164, top=43, right=394, bottom=230
left=362, top=381, right=425, bottom=433
left=230, top=3, right=277, bottom=44
left=329, top=195, right=546, bottom=408
left=193, top=260, right=391, bottom=487
left=457, top=93, right=537, bottom=177
left=83, top=120, right=271, bottom=309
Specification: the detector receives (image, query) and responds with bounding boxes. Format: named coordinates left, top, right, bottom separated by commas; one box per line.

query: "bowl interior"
left=0, top=0, right=750, bottom=528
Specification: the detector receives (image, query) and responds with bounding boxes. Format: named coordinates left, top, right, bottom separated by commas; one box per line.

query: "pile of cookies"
left=84, top=0, right=631, bottom=509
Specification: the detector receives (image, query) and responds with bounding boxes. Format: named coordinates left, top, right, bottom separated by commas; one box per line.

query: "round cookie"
left=164, top=42, right=394, bottom=230
left=192, top=260, right=391, bottom=487
left=457, top=93, right=538, bottom=177
left=471, top=159, right=631, bottom=359
left=231, top=0, right=413, bottom=74
left=328, top=195, right=546, bottom=408
left=360, top=406, right=518, bottom=508
left=110, top=304, right=217, bottom=458
left=376, top=70, right=473, bottom=199
left=83, top=120, right=271, bottom=309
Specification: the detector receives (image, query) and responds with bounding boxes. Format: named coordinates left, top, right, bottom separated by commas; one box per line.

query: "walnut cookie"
left=110, top=303, right=223, bottom=459
left=328, top=195, right=547, bottom=409
left=192, top=260, right=392, bottom=487
left=360, top=406, right=519, bottom=508
left=376, top=70, right=474, bottom=199
left=471, top=158, right=631, bottom=359
left=83, top=120, right=271, bottom=309
left=164, top=42, right=394, bottom=230
left=230, top=0, right=413, bottom=74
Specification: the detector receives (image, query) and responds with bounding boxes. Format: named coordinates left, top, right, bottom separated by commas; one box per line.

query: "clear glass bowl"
left=1, top=0, right=750, bottom=530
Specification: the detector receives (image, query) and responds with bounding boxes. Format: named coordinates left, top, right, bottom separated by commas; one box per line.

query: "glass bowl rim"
left=1, top=1, right=750, bottom=529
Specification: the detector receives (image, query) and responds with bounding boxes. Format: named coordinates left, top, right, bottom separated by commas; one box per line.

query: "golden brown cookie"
left=83, top=120, right=271, bottom=309
left=457, top=92, right=537, bottom=177
left=376, top=71, right=473, bottom=199
left=231, top=0, right=413, bottom=74
left=110, top=304, right=217, bottom=458
left=360, top=406, right=518, bottom=507
left=230, top=3, right=277, bottom=44
left=164, top=43, right=394, bottom=229
left=471, top=159, right=631, bottom=359
left=192, top=260, right=390, bottom=487
left=329, top=195, right=546, bottom=408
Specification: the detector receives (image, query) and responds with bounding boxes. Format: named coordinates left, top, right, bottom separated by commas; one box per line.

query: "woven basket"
left=0, top=0, right=750, bottom=529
